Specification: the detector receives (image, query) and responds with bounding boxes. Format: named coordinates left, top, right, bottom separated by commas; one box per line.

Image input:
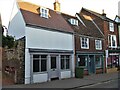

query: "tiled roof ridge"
left=61, top=12, right=76, bottom=18
left=82, top=7, right=103, bottom=18
left=82, top=7, right=115, bottom=22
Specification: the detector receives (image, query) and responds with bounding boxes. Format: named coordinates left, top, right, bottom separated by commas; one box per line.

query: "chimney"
left=102, top=9, right=106, bottom=18
left=54, top=0, right=60, bottom=12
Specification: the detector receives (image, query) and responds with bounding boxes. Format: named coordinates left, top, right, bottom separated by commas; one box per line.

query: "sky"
left=0, top=0, right=120, bottom=28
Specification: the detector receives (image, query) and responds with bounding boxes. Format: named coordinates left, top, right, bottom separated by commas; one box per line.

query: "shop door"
left=89, top=55, right=95, bottom=74
left=50, top=55, right=59, bottom=79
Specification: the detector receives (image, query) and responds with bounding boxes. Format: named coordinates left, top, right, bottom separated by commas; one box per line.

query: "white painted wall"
left=33, top=73, right=48, bottom=83
left=26, top=26, right=73, bottom=50
left=8, top=1, right=25, bottom=40
left=25, top=48, right=31, bottom=84
left=61, top=71, right=71, bottom=79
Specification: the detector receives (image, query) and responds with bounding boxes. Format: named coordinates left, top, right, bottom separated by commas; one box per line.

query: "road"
left=77, top=79, right=120, bottom=88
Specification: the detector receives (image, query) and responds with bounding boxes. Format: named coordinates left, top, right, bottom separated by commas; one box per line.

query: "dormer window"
left=69, top=18, right=78, bottom=26
left=109, top=22, right=114, bottom=32
left=40, top=7, right=49, bottom=18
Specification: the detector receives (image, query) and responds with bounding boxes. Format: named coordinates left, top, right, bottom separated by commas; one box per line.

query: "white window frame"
left=40, top=7, right=49, bottom=18
left=69, top=18, right=78, bottom=26
left=61, top=55, right=70, bottom=70
left=108, top=35, right=117, bottom=48
left=81, top=37, right=89, bottom=49
left=109, top=22, right=114, bottom=32
left=95, top=40, right=102, bottom=50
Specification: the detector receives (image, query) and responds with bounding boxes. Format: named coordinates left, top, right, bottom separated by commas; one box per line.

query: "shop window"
left=78, top=55, right=87, bottom=69
left=33, top=55, right=47, bottom=72
left=81, top=37, right=89, bottom=49
left=61, top=55, right=70, bottom=70
left=107, top=55, right=119, bottom=68
left=95, top=55, right=102, bottom=68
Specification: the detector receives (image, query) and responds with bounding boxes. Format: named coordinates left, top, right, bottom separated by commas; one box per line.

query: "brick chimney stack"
left=54, top=0, right=60, bottom=12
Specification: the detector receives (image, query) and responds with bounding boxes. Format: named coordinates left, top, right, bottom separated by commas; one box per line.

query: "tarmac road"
left=77, top=78, right=120, bottom=88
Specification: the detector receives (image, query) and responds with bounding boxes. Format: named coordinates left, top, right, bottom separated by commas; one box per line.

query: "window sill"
left=60, top=69, right=71, bottom=71
left=81, top=47, right=89, bottom=49
left=33, top=71, right=48, bottom=74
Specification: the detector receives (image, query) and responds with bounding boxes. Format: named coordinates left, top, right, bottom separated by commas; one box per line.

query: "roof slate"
left=18, top=2, right=74, bottom=33
left=61, top=12, right=104, bottom=38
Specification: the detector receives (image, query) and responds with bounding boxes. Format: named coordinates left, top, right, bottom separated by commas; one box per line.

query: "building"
left=62, top=8, right=105, bottom=75
left=80, top=8, right=119, bottom=73
left=8, top=1, right=75, bottom=84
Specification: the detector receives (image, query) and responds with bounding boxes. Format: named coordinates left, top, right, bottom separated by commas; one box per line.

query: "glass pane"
left=33, top=55, right=39, bottom=58
left=41, top=55, right=47, bottom=59
left=41, top=60, right=47, bottom=72
left=66, top=59, right=70, bottom=69
left=51, top=57, right=56, bottom=69
left=33, top=60, right=39, bottom=72
left=95, top=55, right=101, bottom=68
left=61, top=59, right=64, bottom=69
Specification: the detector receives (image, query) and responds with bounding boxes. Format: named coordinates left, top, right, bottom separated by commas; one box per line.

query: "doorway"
left=50, top=55, right=59, bottom=79
left=89, top=55, right=95, bottom=74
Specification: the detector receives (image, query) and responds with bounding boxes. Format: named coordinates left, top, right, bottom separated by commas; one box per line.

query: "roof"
left=114, top=15, right=120, bottom=23
left=61, top=12, right=104, bottom=38
left=18, top=2, right=74, bottom=33
left=81, top=8, right=114, bottom=22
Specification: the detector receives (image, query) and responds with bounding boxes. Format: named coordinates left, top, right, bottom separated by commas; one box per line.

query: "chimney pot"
left=102, top=9, right=106, bottom=18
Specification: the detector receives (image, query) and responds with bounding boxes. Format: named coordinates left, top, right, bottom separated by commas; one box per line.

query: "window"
left=95, top=55, right=102, bottom=68
left=81, top=37, right=89, bottom=49
left=108, top=35, right=117, bottom=48
left=40, top=7, right=49, bottom=18
left=95, top=40, right=102, bottom=50
left=33, top=55, right=47, bottom=72
left=107, top=55, right=119, bottom=68
left=78, top=55, right=87, bottom=69
left=109, top=22, right=114, bottom=32
left=69, top=18, right=78, bottom=26
left=61, top=55, right=70, bottom=70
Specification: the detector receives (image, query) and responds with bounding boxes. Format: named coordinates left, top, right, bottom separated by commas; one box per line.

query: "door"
left=50, top=55, right=59, bottom=79
left=89, top=55, right=95, bottom=74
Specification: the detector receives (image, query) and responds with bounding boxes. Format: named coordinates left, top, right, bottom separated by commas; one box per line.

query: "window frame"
left=61, top=55, right=70, bottom=70
left=95, top=40, right=102, bottom=50
left=81, top=37, right=89, bottom=49
left=40, top=7, right=49, bottom=18
left=108, top=35, right=117, bottom=48
left=69, top=18, right=78, bottom=26
left=33, top=55, right=47, bottom=73
left=109, top=22, right=114, bottom=32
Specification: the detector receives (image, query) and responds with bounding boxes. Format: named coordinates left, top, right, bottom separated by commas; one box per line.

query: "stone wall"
left=2, top=38, right=25, bottom=84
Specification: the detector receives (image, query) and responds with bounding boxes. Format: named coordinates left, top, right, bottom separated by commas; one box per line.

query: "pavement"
left=2, top=71, right=120, bottom=89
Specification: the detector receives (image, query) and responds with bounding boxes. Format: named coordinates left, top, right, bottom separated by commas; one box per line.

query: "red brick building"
left=80, top=8, right=120, bottom=73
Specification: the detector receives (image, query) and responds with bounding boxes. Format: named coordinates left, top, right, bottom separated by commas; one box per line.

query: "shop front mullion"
left=39, top=56, right=41, bottom=72
left=94, top=55, right=96, bottom=74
